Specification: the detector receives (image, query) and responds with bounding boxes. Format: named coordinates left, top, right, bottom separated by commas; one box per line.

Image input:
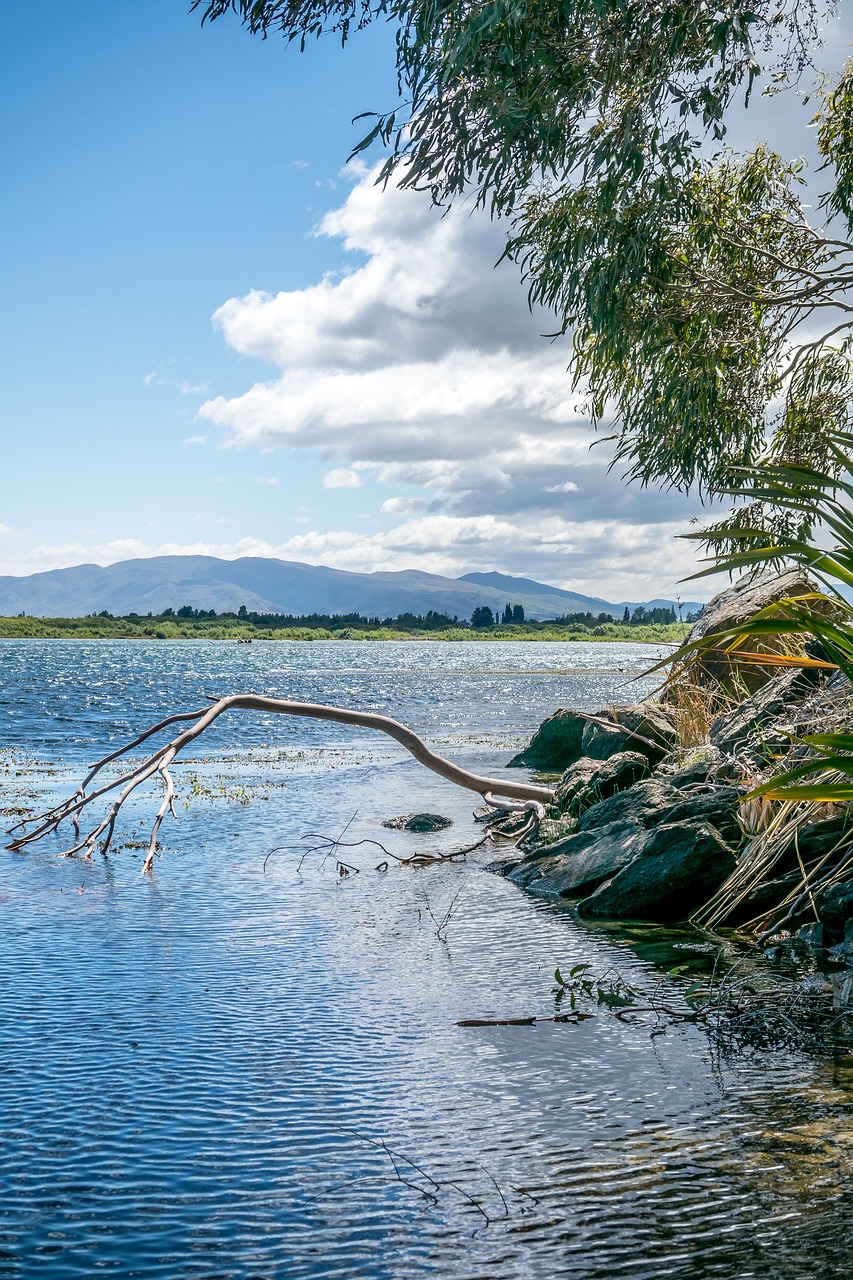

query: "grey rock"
left=554, top=751, right=650, bottom=817
left=645, top=786, right=744, bottom=844
left=666, top=749, right=734, bottom=788
left=575, top=778, right=742, bottom=842
left=710, top=668, right=819, bottom=757
left=575, top=778, right=681, bottom=833
left=829, top=919, right=853, bottom=964
left=536, top=813, right=578, bottom=845
left=506, top=821, right=650, bottom=899
left=381, top=812, right=453, bottom=833
left=509, top=768, right=744, bottom=918
left=796, top=922, right=825, bottom=949
left=580, top=703, right=677, bottom=765
left=816, top=879, right=853, bottom=938
left=507, top=709, right=586, bottom=770
left=831, top=971, right=853, bottom=1008
left=796, top=815, right=853, bottom=862
left=728, top=870, right=803, bottom=926
left=726, top=817, right=853, bottom=923
left=678, top=570, right=822, bottom=694
left=576, top=821, right=737, bottom=921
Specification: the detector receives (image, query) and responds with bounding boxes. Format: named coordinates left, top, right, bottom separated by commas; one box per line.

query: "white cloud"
left=253, top=475, right=280, bottom=485
left=323, top=468, right=362, bottom=489
left=193, top=167, right=712, bottom=592
left=182, top=434, right=208, bottom=447
left=0, top=519, right=715, bottom=602
left=198, top=166, right=581, bottom=471
left=381, top=497, right=427, bottom=515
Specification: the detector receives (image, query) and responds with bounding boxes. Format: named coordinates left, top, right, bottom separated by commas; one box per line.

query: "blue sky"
left=2, top=4, right=396, bottom=558
left=1, top=3, right=850, bottom=600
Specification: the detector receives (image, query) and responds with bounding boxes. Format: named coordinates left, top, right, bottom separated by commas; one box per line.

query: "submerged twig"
left=463, top=957, right=853, bottom=1054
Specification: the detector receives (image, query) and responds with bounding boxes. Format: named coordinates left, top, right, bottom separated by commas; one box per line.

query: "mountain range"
left=0, top=557, right=703, bottom=621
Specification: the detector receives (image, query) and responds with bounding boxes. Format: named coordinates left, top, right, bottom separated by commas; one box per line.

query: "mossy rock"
left=382, top=812, right=453, bottom=833
left=555, top=751, right=650, bottom=818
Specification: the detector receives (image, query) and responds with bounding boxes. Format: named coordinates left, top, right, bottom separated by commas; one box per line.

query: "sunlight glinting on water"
left=1, top=640, right=851, bottom=1278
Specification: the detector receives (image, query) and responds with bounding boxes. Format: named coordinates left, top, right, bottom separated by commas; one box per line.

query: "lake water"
left=1, top=639, right=852, bottom=1279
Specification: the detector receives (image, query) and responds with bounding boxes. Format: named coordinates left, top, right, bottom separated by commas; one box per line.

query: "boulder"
left=795, top=815, right=853, bottom=862
left=536, top=813, right=578, bottom=845
left=574, top=777, right=681, bottom=833
left=572, top=778, right=741, bottom=842
left=580, top=703, right=677, bottom=765
left=727, top=817, right=853, bottom=913
left=709, top=668, right=818, bottom=758
left=644, top=786, right=744, bottom=844
left=503, top=753, right=745, bottom=916
left=506, top=820, right=651, bottom=899
left=816, top=879, right=853, bottom=941
left=507, top=709, right=586, bottom=770
left=796, top=922, right=825, bottom=949
left=678, top=569, right=822, bottom=695
left=665, top=748, right=734, bottom=788
left=554, top=751, right=650, bottom=817
left=381, top=812, right=453, bottom=832
left=829, top=919, right=853, bottom=964
left=831, top=971, right=853, bottom=1007
left=509, top=701, right=676, bottom=771
left=576, top=821, right=737, bottom=921
left=727, top=870, right=804, bottom=927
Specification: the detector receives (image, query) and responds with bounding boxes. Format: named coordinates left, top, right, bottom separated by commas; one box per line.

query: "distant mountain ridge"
left=0, top=556, right=703, bottom=621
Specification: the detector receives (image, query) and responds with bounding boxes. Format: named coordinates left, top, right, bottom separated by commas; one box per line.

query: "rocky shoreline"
left=491, top=574, right=853, bottom=993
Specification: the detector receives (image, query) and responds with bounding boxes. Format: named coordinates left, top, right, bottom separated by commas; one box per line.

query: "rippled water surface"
left=1, top=640, right=852, bottom=1279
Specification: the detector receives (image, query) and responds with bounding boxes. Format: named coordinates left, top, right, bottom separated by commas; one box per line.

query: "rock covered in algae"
left=381, top=812, right=453, bottom=833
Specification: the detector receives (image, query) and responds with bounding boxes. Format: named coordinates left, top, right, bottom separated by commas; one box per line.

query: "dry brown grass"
left=664, top=670, right=735, bottom=751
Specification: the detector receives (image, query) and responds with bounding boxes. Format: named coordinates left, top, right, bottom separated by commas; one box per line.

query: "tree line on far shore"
left=65, top=600, right=694, bottom=631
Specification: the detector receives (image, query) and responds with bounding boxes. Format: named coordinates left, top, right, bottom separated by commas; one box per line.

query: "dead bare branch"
left=7, top=694, right=554, bottom=871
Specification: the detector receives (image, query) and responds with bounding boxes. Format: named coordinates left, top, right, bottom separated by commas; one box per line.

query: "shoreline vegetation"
left=0, top=611, right=690, bottom=644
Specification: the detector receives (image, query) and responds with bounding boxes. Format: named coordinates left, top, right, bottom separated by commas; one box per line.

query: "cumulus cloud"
left=323, top=468, right=362, bottom=489
left=381, top=497, right=427, bottom=515
left=0, top=501, right=717, bottom=596
left=0, top=518, right=711, bottom=601
left=194, top=166, right=712, bottom=594
left=198, top=167, right=585, bottom=474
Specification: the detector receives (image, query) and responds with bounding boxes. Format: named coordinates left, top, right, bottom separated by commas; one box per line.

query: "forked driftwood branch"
left=6, top=694, right=554, bottom=872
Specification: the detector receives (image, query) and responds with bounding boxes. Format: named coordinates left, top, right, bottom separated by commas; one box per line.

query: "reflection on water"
left=0, top=640, right=851, bottom=1278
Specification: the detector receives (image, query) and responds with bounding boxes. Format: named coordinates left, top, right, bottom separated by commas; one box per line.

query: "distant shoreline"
left=0, top=617, right=689, bottom=644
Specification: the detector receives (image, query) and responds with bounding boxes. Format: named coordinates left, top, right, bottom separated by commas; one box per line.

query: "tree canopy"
left=193, top=1, right=853, bottom=511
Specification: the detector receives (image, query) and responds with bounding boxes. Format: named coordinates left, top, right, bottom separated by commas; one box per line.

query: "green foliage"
left=517, top=146, right=845, bottom=493
left=666, top=425, right=853, bottom=805
left=552, top=963, right=640, bottom=1011
left=817, top=55, right=853, bottom=226
left=470, top=605, right=495, bottom=628
left=0, top=611, right=689, bottom=643
left=193, top=2, right=824, bottom=215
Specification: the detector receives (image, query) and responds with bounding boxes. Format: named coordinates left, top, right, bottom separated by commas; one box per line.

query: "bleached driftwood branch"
left=7, top=694, right=555, bottom=872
